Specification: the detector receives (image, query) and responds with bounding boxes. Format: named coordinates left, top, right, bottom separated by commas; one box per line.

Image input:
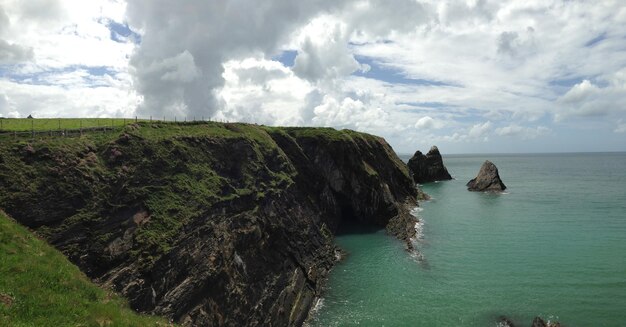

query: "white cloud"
left=414, top=116, right=445, bottom=130
left=126, top=1, right=345, bottom=119
left=0, top=0, right=624, bottom=153
left=556, top=78, right=626, bottom=120
left=615, top=120, right=626, bottom=134
left=293, top=16, right=362, bottom=83
left=0, top=39, right=33, bottom=64
left=0, top=78, right=139, bottom=119
left=0, top=0, right=136, bottom=118
left=468, top=121, right=492, bottom=139
left=495, top=124, right=550, bottom=139
left=311, top=95, right=390, bottom=131
left=216, top=57, right=313, bottom=125
left=0, top=93, right=19, bottom=118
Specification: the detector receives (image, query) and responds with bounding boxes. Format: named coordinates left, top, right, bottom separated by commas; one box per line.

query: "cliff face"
left=407, top=146, right=452, bottom=184
left=0, top=123, right=417, bottom=326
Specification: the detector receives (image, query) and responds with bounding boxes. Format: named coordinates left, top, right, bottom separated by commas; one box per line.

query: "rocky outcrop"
left=498, top=316, right=562, bottom=327
left=407, top=146, right=452, bottom=184
left=0, top=123, right=418, bottom=326
left=531, top=316, right=561, bottom=327
left=498, top=316, right=516, bottom=327
left=467, top=160, right=506, bottom=192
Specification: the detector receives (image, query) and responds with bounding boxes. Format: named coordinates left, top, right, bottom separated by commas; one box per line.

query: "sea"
left=311, top=152, right=626, bottom=326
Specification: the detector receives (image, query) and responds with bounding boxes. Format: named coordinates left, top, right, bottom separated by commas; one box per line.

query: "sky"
left=0, top=0, right=625, bottom=154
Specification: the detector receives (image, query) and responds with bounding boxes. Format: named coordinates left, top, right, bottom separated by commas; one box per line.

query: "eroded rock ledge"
left=0, top=123, right=418, bottom=326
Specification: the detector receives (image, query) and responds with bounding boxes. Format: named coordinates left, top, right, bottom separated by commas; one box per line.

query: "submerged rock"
left=466, top=160, right=507, bottom=192
left=407, top=145, right=452, bottom=184
left=531, top=316, right=562, bottom=327
left=498, top=316, right=516, bottom=327
left=498, top=316, right=562, bottom=327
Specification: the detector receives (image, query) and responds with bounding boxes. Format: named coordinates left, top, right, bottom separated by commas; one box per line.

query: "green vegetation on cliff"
left=0, top=118, right=145, bottom=132
left=0, top=121, right=417, bottom=325
left=0, top=211, right=171, bottom=327
left=0, top=122, right=298, bottom=267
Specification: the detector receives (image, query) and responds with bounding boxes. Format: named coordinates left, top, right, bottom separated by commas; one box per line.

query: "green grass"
left=0, top=121, right=301, bottom=269
left=0, top=211, right=173, bottom=327
left=267, top=126, right=361, bottom=141
left=0, top=118, right=150, bottom=132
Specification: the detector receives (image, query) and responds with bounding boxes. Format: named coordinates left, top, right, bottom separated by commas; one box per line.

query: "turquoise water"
left=312, top=153, right=626, bottom=326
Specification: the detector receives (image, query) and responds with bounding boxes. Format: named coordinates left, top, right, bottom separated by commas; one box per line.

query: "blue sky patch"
left=1, top=66, right=118, bottom=87
left=399, top=101, right=451, bottom=109
left=353, top=55, right=453, bottom=86
left=585, top=33, right=607, bottom=47
left=103, top=19, right=141, bottom=44
left=273, top=50, right=297, bottom=67
left=549, top=76, right=585, bottom=95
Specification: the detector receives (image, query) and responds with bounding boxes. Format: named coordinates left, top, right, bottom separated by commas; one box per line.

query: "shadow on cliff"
left=335, top=219, right=383, bottom=235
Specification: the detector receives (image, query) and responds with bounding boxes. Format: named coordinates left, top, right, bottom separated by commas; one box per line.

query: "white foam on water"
left=410, top=206, right=423, bottom=217
left=303, top=298, right=325, bottom=326
left=409, top=249, right=426, bottom=262
left=413, top=219, right=425, bottom=241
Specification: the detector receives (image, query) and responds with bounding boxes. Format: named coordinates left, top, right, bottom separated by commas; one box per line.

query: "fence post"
left=150, top=115, right=152, bottom=123
left=135, top=116, right=138, bottom=123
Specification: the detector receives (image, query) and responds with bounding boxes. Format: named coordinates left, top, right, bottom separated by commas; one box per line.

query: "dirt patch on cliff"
left=0, top=293, right=13, bottom=307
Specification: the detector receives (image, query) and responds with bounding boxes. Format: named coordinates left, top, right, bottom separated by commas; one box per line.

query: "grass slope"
left=0, top=211, right=172, bottom=327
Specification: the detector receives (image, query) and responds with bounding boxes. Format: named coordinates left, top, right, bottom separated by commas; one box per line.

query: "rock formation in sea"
left=407, top=145, right=452, bottom=184
left=498, top=316, right=562, bottom=327
left=0, top=123, right=418, bottom=326
left=531, top=316, right=561, bottom=327
left=466, top=160, right=507, bottom=192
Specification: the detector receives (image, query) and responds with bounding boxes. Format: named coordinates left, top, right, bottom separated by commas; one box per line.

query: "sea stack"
left=407, top=146, right=452, bottom=184
left=466, top=160, right=506, bottom=192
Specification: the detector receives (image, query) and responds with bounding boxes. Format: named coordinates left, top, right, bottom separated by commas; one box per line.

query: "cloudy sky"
left=1, top=0, right=625, bottom=154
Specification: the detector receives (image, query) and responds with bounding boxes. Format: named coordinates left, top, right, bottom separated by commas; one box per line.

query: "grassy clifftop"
left=0, top=121, right=416, bottom=325
left=0, top=211, right=171, bottom=327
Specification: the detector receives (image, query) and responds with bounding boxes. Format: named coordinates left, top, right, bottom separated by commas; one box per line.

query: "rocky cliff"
left=0, top=122, right=417, bottom=326
left=407, top=145, right=452, bottom=184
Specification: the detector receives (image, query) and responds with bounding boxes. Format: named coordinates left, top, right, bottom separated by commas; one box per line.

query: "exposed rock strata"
left=467, top=160, right=507, bottom=192
left=0, top=123, right=418, bottom=326
left=407, top=146, right=452, bottom=184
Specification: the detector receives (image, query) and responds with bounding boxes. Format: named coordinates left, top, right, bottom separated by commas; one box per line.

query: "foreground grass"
left=0, top=211, right=172, bottom=327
